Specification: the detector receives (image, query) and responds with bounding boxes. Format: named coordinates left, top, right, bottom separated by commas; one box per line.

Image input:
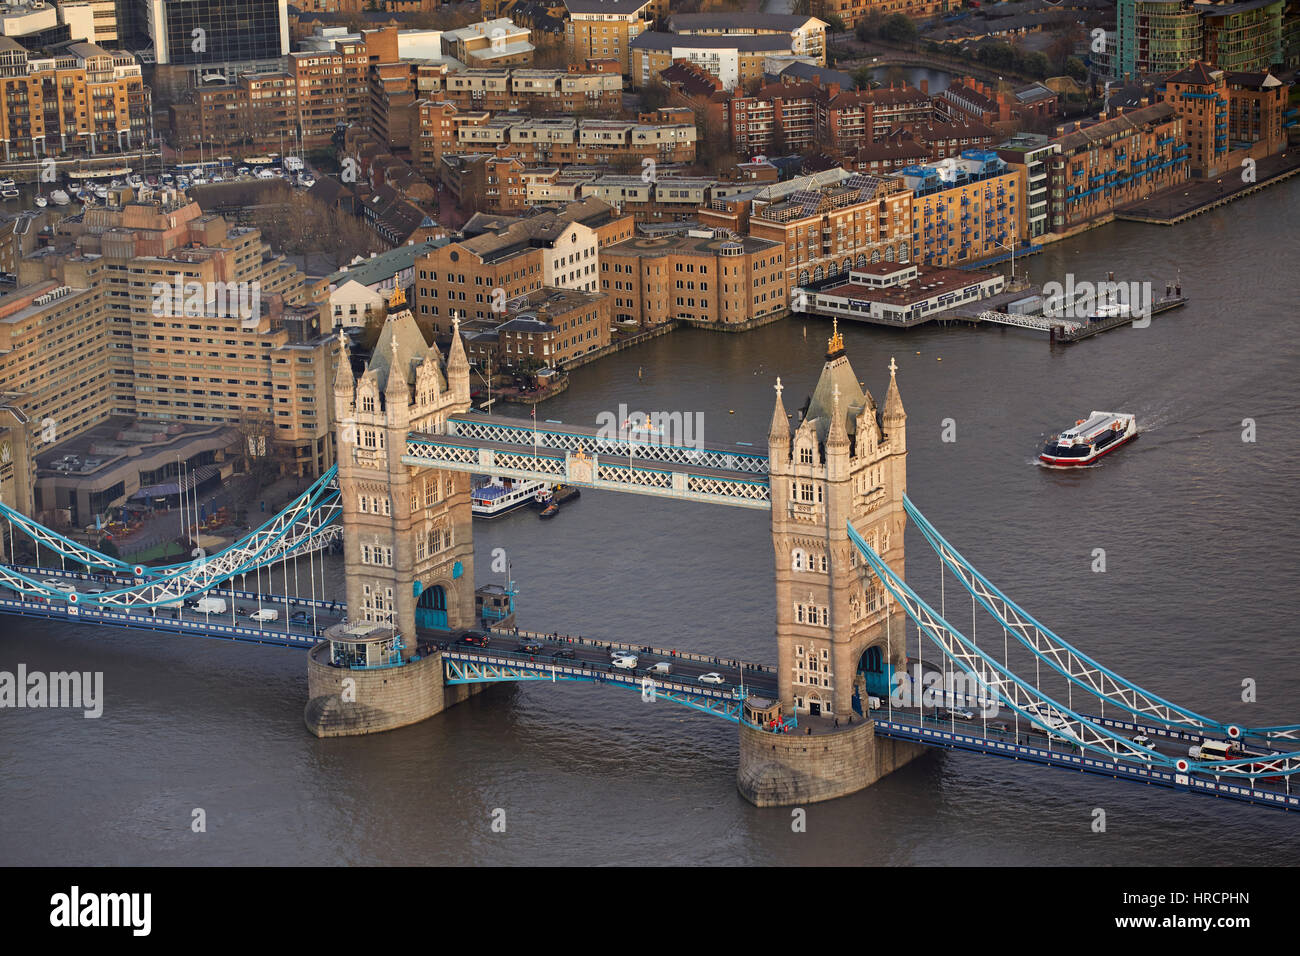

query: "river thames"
left=2, top=180, right=1297, bottom=865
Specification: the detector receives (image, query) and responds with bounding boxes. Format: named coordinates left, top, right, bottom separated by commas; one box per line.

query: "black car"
left=183, top=597, right=200, bottom=609
left=290, top=610, right=311, bottom=625
left=460, top=631, right=490, bottom=648
left=516, top=641, right=544, bottom=654
left=551, top=647, right=576, bottom=659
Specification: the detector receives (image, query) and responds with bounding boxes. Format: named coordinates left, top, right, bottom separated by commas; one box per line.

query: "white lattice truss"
left=446, top=416, right=769, bottom=474
left=406, top=439, right=773, bottom=509
left=0, top=488, right=342, bottom=609
left=978, top=310, right=1083, bottom=334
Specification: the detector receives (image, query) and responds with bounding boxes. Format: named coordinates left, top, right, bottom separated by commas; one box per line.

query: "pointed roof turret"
left=332, top=327, right=354, bottom=394
left=367, top=289, right=429, bottom=392
left=384, top=331, right=408, bottom=402
left=805, top=321, right=864, bottom=443
left=769, top=376, right=790, bottom=445
left=827, top=382, right=849, bottom=450
left=883, top=356, right=905, bottom=422
left=447, top=311, right=469, bottom=373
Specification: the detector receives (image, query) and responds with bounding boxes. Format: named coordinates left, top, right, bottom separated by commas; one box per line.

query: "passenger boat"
left=472, top=476, right=551, bottom=518
left=1040, top=412, right=1137, bottom=466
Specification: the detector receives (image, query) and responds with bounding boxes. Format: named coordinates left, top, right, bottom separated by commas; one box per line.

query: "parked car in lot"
left=698, top=672, right=726, bottom=685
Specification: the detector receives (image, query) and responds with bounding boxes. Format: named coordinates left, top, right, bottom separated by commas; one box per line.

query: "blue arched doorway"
left=417, top=584, right=447, bottom=629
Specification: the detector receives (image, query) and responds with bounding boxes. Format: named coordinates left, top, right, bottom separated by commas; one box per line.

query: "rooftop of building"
left=630, top=31, right=796, bottom=52
left=562, top=0, right=653, bottom=14
left=1054, top=102, right=1177, bottom=150
left=820, top=264, right=1001, bottom=307
left=667, top=12, right=824, bottom=31
left=325, top=238, right=449, bottom=290
left=605, top=228, right=779, bottom=258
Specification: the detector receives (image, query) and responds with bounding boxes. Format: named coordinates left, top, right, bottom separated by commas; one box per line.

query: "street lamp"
left=990, top=220, right=1019, bottom=285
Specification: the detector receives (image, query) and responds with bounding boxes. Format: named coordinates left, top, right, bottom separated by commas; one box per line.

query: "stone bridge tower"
left=738, top=324, right=923, bottom=804
left=330, top=288, right=476, bottom=645
left=306, top=290, right=477, bottom=737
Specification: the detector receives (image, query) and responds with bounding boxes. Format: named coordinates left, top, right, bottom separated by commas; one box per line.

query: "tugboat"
left=1040, top=412, right=1137, bottom=466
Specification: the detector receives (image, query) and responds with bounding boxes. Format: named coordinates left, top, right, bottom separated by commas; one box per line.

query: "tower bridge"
left=2, top=288, right=1299, bottom=814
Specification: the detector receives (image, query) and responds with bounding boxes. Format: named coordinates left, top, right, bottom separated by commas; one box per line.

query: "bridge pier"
left=737, top=720, right=926, bottom=807
left=304, top=642, right=486, bottom=737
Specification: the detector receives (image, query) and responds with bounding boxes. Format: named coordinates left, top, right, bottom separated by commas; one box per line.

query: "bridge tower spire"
left=742, top=336, right=921, bottom=805
left=306, top=287, right=479, bottom=737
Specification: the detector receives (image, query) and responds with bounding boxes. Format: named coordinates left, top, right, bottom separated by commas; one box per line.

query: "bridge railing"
left=438, top=644, right=749, bottom=703
left=485, top=625, right=778, bottom=678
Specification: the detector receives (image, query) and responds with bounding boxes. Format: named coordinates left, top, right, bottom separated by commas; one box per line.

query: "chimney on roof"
left=920, top=78, right=929, bottom=95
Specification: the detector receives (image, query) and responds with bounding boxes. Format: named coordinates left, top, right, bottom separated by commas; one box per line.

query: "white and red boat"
left=1040, top=412, right=1137, bottom=466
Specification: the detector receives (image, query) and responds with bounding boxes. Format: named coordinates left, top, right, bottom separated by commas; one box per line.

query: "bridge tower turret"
left=306, top=289, right=478, bottom=737
left=741, top=324, right=922, bottom=804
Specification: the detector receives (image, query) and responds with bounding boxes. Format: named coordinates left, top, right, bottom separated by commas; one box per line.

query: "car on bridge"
left=611, top=654, right=638, bottom=670
left=550, top=647, right=576, bottom=659
left=460, top=631, right=490, bottom=648
left=516, top=640, right=544, bottom=654
left=698, top=672, right=726, bottom=685
left=289, top=610, right=312, bottom=626
left=942, top=707, right=976, bottom=721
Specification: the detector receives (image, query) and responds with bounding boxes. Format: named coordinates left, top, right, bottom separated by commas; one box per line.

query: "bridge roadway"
left=872, top=706, right=1299, bottom=813
left=5, top=569, right=1295, bottom=809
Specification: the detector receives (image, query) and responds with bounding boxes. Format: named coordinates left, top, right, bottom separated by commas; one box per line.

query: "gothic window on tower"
left=800, top=445, right=813, bottom=464
left=791, top=548, right=806, bottom=571
left=361, top=395, right=374, bottom=413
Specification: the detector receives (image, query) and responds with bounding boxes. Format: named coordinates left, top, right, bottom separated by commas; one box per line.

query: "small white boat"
left=1, top=188, right=19, bottom=199
left=94, top=186, right=108, bottom=199
left=472, top=477, right=551, bottom=518
left=0, top=178, right=15, bottom=189
left=34, top=195, right=47, bottom=207
left=50, top=189, right=70, bottom=205
left=1040, top=412, right=1138, bottom=467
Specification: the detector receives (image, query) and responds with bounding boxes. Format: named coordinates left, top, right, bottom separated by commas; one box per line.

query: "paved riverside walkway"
left=1115, top=151, right=1300, bottom=224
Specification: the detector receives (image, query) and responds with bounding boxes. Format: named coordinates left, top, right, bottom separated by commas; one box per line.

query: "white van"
left=611, top=654, right=638, bottom=670
left=646, top=661, right=672, bottom=675
left=249, top=608, right=279, bottom=623
left=196, top=596, right=227, bottom=615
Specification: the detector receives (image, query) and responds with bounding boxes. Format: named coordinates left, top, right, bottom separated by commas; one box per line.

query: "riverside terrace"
left=802, top=261, right=1006, bottom=328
